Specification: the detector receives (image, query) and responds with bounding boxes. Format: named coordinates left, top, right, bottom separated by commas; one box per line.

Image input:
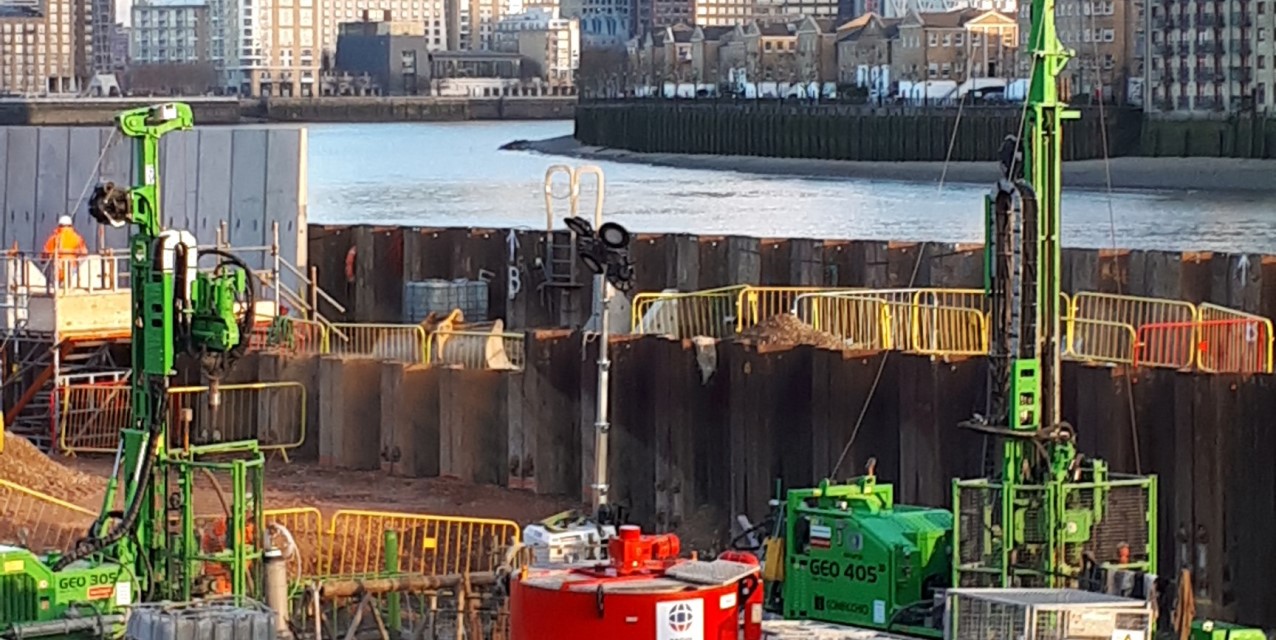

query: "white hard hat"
left=57, top=215, right=72, bottom=226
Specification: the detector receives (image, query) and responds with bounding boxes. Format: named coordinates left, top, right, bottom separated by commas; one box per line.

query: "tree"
left=579, top=48, right=630, bottom=98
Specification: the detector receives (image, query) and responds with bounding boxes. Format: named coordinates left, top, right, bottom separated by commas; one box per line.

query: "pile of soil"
left=737, top=314, right=847, bottom=350
left=1, top=433, right=106, bottom=500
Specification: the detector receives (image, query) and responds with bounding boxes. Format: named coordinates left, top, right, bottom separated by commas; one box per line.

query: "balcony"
left=1232, top=12, right=1253, bottom=28
left=1230, top=67, right=1252, bottom=83
left=1176, top=42, right=1192, bottom=55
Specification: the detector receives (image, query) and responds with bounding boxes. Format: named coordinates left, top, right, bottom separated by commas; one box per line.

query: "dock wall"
left=256, top=331, right=1276, bottom=628
left=573, top=102, right=1276, bottom=161
left=1, top=126, right=307, bottom=268
left=310, top=225, right=1276, bottom=329
left=575, top=102, right=1140, bottom=162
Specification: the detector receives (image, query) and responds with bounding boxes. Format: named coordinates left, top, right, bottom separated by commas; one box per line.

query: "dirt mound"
left=1, top=432, right=106, bottom=500
left=737, top=314, right=847, bottom=350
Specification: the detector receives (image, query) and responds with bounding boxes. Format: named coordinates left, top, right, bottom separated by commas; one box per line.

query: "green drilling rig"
left=764, top=0, right=1157, bottom=634
left=0, top=102, right=263, bottom=639
left=950, top=0, right=1157, bottom=591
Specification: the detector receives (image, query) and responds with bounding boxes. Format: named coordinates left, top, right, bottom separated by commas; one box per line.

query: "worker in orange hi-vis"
left=41, top=215, right=88, bottom=286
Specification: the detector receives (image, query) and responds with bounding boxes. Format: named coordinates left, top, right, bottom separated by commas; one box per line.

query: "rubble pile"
left=738, top=314, right=848, bottom=350
left=1, top=433, right=105, bottom=499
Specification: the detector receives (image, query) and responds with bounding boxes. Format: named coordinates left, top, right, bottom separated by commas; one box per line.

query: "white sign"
left=656, top=599, right=703, bottom=640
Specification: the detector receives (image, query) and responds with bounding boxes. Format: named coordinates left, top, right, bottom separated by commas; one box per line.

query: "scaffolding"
left=0, top=221, right=344, bottom=449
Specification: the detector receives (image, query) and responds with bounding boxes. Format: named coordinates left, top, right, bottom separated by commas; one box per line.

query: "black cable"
left=54, top=379, right=168, bottom=571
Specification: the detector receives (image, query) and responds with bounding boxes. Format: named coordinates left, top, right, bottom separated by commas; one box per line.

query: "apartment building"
left=334, top=18, right=430, bottom=94
left=560, top=0, right=629, bottom=48
left=1145, top=0, right=1276, bottom=113
left=494, top=8, right=580, bottom=86
left=216, top=0, right=321, bottom=96
left=131, top=0, right=210, bottom=63
left=692, top=0, right=755, bottom=28
left=0, top=0, right=91, bottom=94
left=1019, top=0, right=1130, bottom=101
left=894, top=8, right=1017, bottom=83
left=322, top=1, right=447, bottom=59
left=447, top=0, right=504, bottom=49
left=836, top=11, right=898, bottom=83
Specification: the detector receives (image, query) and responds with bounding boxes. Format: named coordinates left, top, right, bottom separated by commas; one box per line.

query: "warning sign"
left=1111, top=631, right=1145, bottom=640
left=656, top=600, right=703, bottom=640
left=87, top=585, right=115, bottom=601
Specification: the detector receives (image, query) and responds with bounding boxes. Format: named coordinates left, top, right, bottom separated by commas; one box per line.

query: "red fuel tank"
left=510, top=526, right=763, bottom=640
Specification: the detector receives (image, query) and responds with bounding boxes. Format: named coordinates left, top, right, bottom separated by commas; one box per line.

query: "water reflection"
left=307, top=121, right=1276, bottom=253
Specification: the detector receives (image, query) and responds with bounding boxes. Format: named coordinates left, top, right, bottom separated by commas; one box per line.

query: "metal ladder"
left=542, top=165, right=606, bottom=289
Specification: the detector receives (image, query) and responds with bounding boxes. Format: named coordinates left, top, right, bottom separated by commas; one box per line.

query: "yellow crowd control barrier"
left=1069, top=319, right=1142, bottom=366
left=326, top=323, right=428, bottom=363
left=170, top=382, right=307, bottom=451
left=58, top=382, right=306, bottom=454
left=1195, top=304, right=1275, bottom=374
left=325, top=510, right=521, bottom=578
left=631, top=285, right=746, bottom=339
left=262, top=507, right=327, bottom=581
left=249, top=318, right=327, bottom=356
left=793, top=293, right=888, bottom=349
left=736, top=286, right=847, bottom=333
left=426, top=330, right=525, bottom=370
left=911, top=304, right=988, bottom=356
left=58, top=383, right=131, bottom=454
left=0, top=480, right=97, bottom=553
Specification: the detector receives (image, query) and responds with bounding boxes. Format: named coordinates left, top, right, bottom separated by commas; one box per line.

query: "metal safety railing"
left=262, top=507, right=327, bottom=581
left=631, top=283, right=1276, bottom=373
left=426, top=330, right=525, bottom=371
left=630, top=285, right=746, bottom=339
left=324, top=510, right=521, bottom=578
left=56, top=382, right=132, bottom=454
left=325, top=323, right=429, bottom=363
left=249, top=317, right=328, bottom=356
left=793, top=288, right=986, bottom=354
left=187, top=507, right=522, bottom=582
left=0, top=479, right=98, bottom=553
left=169, top=382, right=307, bottom=451
left=1191, top=304, right=1273, bottom=373
left=736, top=286, right=847, bottom=333
left=57, top=381, right=307, bottom=455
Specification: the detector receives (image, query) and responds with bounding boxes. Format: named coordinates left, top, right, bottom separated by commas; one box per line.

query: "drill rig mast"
left=0, top=103, right=262, bottom=639
left=953, top=1, right=1157, bottom=589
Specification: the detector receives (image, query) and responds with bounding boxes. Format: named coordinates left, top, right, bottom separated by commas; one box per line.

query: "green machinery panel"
left=1191, top=620, right=1268, bottom=640
left=0, top=547, right=136, bottom=626
left=780, top=477, right=951, bottom=637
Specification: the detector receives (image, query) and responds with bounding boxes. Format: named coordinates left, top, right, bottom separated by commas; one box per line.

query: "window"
left=927, top=32, right=937, bottom=47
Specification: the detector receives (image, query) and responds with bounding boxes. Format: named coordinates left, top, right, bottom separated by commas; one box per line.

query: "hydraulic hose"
left=53, top=380, right=168, bottom=571
left=192, top=248, right=256, bottom=379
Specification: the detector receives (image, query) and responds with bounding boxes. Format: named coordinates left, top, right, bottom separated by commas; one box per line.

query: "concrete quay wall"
left=255, top=332, right=1276, bottom=629
left=246, top=97, right=576, bottom=122
left=0, top=98, right=242, bottom=126
left=309, top=224, right=1276, bottom=330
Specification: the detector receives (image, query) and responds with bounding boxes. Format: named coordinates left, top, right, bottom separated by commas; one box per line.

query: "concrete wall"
left=0, top=125, right=307, bottom=270
left=0, top=98, right=242, bottom=126
left=310, top=225, right=1276, bottom=330
left=246, top=97, right=575, bottom=122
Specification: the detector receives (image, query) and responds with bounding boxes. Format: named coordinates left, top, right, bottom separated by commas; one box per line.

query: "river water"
left=307, top=120, right=1276, bottom=254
